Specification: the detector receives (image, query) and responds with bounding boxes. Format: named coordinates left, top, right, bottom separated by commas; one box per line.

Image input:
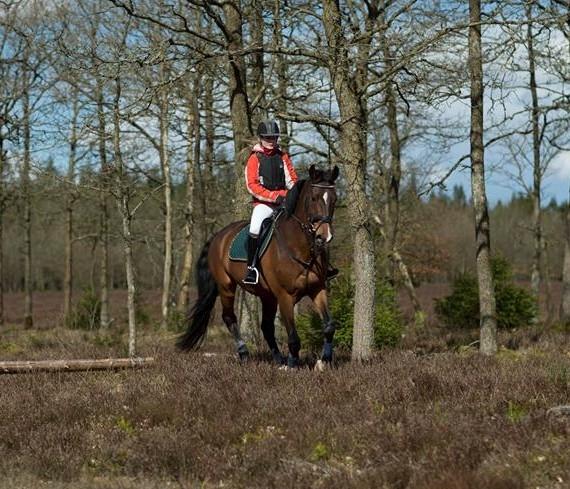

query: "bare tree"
left=321, top=0, right=377, bottom=360
left=177, top=70, right=201, bottom=312
left=158, top=60, right=174, bottom=329
left=63, top=87, right=80, bottom=321
left=469, top=0, right=497, bottom=355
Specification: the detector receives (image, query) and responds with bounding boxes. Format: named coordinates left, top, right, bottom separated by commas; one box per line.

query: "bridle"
left=285, top=182, right=336, bottom=271
left=291, top=183, right=335, bottom=237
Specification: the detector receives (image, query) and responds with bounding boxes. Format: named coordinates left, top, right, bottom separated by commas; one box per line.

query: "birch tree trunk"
left=322, top=0, right=376, bottom=361
left=526, top=2, right=543, bottom=301
left=113, top=76, right=137, bottom=356
left=469, top=0, right=497, bottom=355
left=21, top=62, right=33, bottom=329
left=177, top=73, right=201, bottom=312
left=159, top=84, right=173, bottom=329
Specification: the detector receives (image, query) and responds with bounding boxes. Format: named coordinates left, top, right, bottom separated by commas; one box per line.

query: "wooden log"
left=0, top=357, right=154, bottom=374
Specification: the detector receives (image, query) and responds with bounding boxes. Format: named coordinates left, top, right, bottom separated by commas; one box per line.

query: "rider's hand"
left=275, top=195, right=285, bottom=206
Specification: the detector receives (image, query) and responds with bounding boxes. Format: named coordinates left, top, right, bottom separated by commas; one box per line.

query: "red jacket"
left=245, top=144, right=298, bottom=205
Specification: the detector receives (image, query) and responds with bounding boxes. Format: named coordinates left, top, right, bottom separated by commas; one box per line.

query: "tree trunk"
left=96, top=77, right=110, bottom=328
left=178, top=73, right=201, bottom=312
left=202, top=66, right=215, bottom=239
left=561, top=191, right=570, bottom=324
left=224, top=0, right=259, bottom=346
left=225, top=0, right=253, bottom=214
left=0, top=136, right=4, bottom=327
left=379, top=10, right=423, bottom=322
left=159, top=86, right=173, bottom=329
left=64, top=89, right=79, bottom=321
left=273, top=0, right=289, bottom=151
left=469, top=0, right=497, bottom=355
left=22, top=68, right=33, bottom=329
left=113, top=76, right=137, bottom=356
left=248, top=0, right=265, bottom=124
left=527, top=2, right=542, bottom=301
left=322, top=0, right=376, bottom=361
left=0, top=357, right=154, bottom=374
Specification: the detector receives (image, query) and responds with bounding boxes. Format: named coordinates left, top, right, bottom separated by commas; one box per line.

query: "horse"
left=177, top=164, right=339, bottom=368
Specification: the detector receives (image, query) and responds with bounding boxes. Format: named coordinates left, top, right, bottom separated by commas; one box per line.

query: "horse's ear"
left=332, top=165, right=339, bottom=182
left=309, top=164, right=318, bottom=182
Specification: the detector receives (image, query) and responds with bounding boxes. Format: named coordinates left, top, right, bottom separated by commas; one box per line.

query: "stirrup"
left=243, top=266, right=259, bottom=285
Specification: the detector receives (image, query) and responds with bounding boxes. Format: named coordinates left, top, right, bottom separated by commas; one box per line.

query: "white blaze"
left=322, top=191, right=333, bottom=242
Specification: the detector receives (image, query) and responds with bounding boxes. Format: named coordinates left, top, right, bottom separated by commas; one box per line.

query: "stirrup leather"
left=243, top=266, right=259, bottom=285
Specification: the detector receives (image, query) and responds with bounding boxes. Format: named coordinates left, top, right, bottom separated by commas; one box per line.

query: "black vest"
left=257, top=152, right=286, bottom=190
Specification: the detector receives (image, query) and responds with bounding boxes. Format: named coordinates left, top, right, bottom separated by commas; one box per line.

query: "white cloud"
left=550, top=151, right=570, bottom=180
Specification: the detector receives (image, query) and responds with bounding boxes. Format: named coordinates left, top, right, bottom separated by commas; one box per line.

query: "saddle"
left=228, top=211, right=282, bottom=262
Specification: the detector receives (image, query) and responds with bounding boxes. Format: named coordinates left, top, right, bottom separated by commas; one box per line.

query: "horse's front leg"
left=278, top=295, right=301, bottom=368
left=312, top=288, right=335, bottom=364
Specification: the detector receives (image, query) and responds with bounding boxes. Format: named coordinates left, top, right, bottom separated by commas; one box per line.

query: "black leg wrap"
left=287, top=354, right=299, bottom=368
left=271, top=348, right=285, bottom=365
left=322, top=340, right=333, bottom=362
left=237, top=342, right=250, bottom=361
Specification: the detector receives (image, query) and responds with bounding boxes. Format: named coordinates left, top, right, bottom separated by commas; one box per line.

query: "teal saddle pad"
left=229, top=219, right=277, bottom=262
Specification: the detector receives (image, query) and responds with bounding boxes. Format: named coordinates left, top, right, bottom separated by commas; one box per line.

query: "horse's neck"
left=278, top=197, right=311, bottom=254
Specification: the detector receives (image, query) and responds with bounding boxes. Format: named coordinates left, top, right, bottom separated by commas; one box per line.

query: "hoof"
left=314, top=359, right=326, bottom=372
left=238, top=349, right=250, bottom=362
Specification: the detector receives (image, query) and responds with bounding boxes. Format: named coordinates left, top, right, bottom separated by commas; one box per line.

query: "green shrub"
left=66, top=287, right=101, bottom=330
left=297, top=275, right=403, bottom=352
left=435, top=256, right=537, bottom=329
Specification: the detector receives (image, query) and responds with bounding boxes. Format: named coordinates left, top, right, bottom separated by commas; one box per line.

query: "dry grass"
left=1, top=288, right=570, bottom=488
left=1, top=321, right=570, bottom=488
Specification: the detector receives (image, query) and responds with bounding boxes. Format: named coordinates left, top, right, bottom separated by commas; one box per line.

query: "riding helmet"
left=257, top=119, right=280, bottom=137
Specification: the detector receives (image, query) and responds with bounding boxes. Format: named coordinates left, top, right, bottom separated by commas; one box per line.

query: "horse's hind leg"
left=219, top=286, right=249, bottom=361
left=261, top=298, right=284, bottom=365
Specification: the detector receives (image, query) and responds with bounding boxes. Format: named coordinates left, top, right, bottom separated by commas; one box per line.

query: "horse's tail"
left=176, top=239, right=218, bottom=351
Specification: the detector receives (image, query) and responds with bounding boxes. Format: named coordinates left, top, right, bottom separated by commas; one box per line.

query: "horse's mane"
left=283, top=179, right=306, bottom=216
left=283, top=168, right=338, bottom=217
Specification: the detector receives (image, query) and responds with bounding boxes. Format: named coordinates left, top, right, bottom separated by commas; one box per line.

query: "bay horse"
left=177, top=165, right=339, bottom=368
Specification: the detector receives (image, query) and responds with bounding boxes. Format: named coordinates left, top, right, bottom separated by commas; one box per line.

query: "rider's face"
left=260, top=136, right=278, bottom=150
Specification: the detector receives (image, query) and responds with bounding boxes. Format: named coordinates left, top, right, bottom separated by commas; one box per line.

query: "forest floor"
left=0, top=288, right=569, bottom=489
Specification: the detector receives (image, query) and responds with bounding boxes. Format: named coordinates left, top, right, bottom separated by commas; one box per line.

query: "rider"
left=243, top=119, right=298, bottom=285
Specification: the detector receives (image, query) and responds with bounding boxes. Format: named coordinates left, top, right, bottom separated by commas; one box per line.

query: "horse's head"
left=305, top=164, right=339, bottom=244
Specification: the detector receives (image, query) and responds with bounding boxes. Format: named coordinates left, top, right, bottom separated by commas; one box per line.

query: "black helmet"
left=257, top=119, right=280, bottom=137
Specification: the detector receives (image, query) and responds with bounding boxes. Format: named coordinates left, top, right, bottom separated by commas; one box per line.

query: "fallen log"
left=0, top=357, right=154, bottom=374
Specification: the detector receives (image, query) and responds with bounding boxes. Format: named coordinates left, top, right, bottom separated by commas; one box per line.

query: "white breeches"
left=248, top=204, right=274, bottom=236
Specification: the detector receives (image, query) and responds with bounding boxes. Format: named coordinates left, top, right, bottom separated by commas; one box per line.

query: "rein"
left=281, top=183, right=335, bottom=273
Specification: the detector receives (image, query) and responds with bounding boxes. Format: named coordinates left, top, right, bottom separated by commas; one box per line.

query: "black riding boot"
left=324, top=248, right=339, bottom=280
left=327, top=266, right=339, bottom=280
left=243, top=234, right=260, bottom=285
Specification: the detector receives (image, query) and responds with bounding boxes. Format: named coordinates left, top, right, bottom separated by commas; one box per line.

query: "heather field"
left=1, top=291, right=570, bottom=489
